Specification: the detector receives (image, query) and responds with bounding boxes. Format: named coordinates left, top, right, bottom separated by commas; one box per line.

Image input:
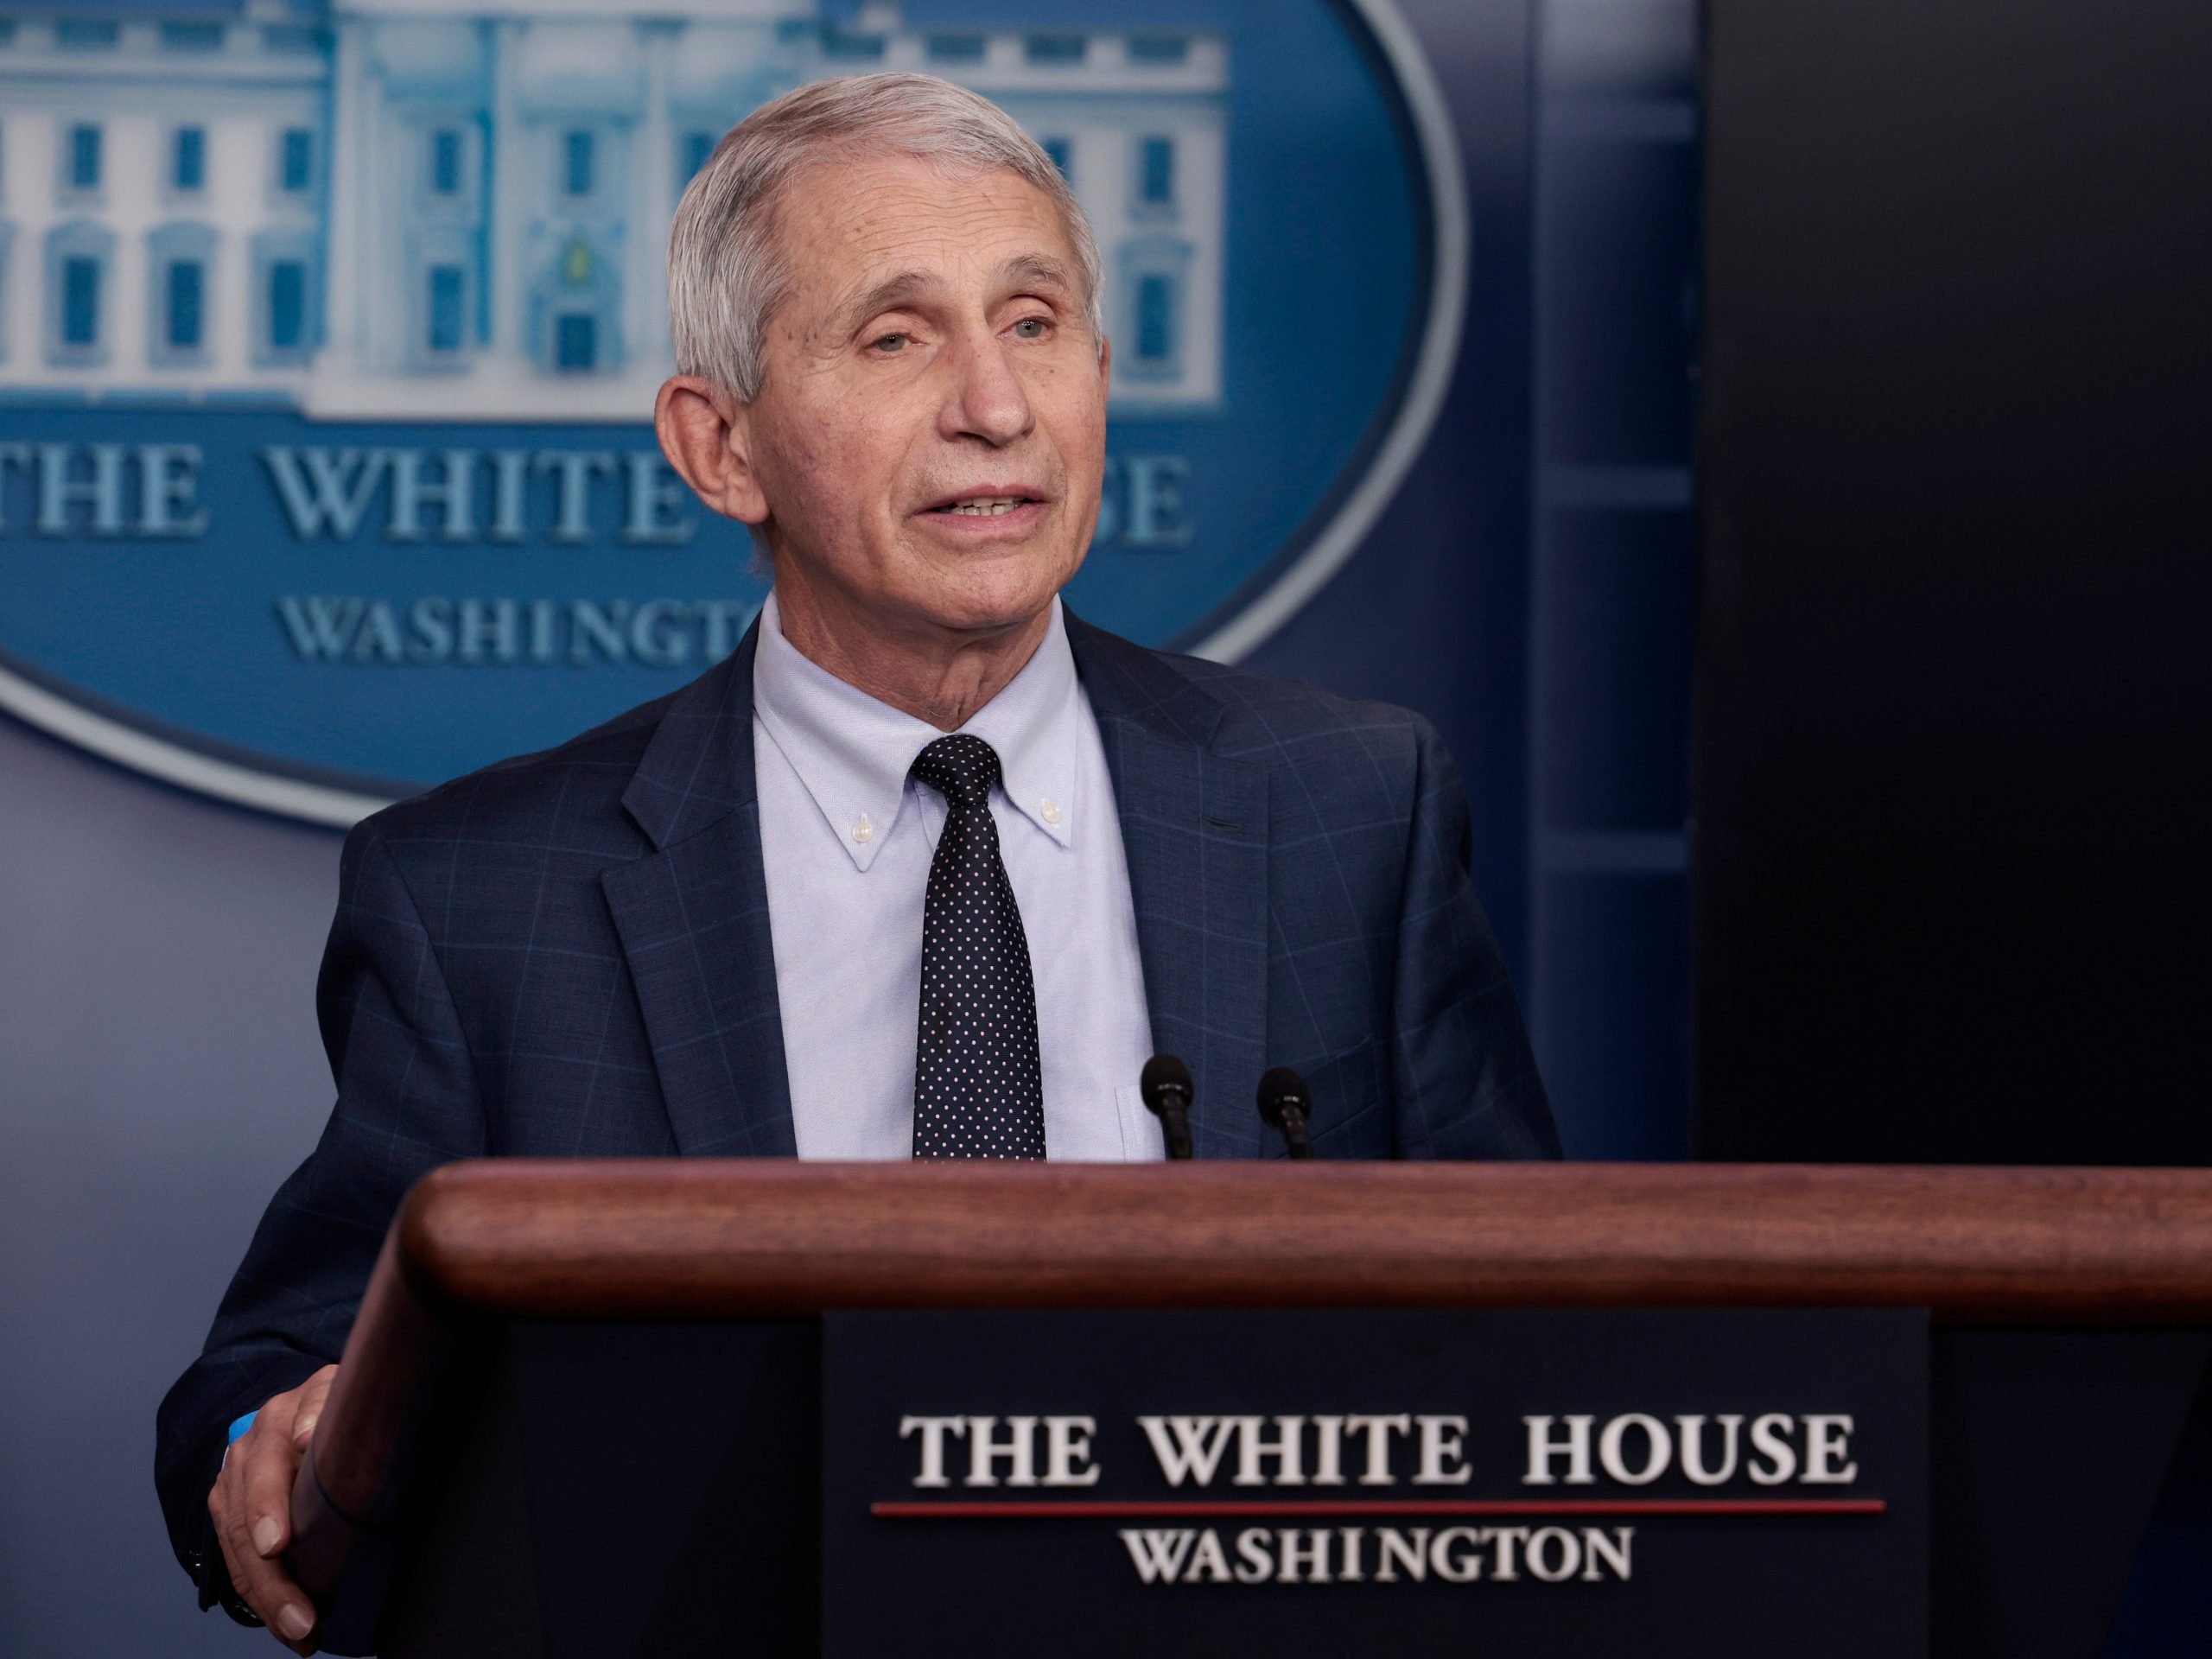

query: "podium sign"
left=823, top=1309, right=1927, bottom=1657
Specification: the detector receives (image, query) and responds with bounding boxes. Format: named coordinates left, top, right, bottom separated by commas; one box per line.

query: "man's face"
left=738, top=152, right=1109, bottom=645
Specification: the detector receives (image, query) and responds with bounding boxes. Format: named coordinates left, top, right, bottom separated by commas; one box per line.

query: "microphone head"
left=1141, top=1053, right=1195, bottom=1116
left=1256, top=1065, right=1313, bottom=1129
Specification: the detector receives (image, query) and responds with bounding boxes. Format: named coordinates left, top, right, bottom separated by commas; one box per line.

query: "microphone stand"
left=1256, top=1066, right=1315, bottom=1160
left=1141, top=1053, right=1197, bottom=1160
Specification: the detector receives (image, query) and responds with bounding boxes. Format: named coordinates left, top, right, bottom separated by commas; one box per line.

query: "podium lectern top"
left=388, top=1159, right=2212, bottom=1320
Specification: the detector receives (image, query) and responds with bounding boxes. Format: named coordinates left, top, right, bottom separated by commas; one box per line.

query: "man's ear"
left=654, top=375, right=769, bottom=525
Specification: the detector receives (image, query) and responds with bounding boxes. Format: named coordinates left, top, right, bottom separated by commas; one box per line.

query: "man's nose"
left=939, top=330, right=1034, bottom=447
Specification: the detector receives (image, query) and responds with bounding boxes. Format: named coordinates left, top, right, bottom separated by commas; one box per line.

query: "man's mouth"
left=924, top=493, right=1044, bottom=518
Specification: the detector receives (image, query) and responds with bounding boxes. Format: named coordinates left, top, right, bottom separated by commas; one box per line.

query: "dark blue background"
left=1243, top=0, right=1700, bottom=1162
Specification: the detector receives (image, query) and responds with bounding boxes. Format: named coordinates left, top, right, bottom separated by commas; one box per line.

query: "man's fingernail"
left=276, top=1604, right=315, bottom=1641
left=252, top=1516, right=283, bottom=1556
left=296, top=1414, right=319, bottom=1442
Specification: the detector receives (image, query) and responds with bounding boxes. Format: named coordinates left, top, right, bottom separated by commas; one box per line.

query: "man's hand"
left=209, top=1364, right=338, bottom=1653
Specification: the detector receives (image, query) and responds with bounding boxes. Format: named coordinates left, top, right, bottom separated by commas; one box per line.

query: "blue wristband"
left=226, top=1410, right=258, bottom=1446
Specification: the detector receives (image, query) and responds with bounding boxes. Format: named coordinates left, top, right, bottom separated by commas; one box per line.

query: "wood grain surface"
left=395, top=1160, right=2212, bottom=1321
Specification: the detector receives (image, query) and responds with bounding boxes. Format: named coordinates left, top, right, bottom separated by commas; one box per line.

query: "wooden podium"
left=288, top=1162, right=2212, bottom=1658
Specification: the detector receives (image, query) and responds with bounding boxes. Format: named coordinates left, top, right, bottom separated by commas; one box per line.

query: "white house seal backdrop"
left=0, top=0, right=1463, bottom=823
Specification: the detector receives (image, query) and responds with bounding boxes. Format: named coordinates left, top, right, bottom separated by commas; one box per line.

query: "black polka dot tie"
left=909, top=734, right=1046, bottom=1160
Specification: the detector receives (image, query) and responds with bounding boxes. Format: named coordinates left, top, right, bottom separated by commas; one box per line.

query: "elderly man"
left=157, top=73, right=1555, bottom=1644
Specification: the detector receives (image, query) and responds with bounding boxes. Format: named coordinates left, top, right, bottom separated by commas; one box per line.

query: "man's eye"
left=1011, top=317, right=1048, bottom=340
left=871, top=333, right=909, bottom=353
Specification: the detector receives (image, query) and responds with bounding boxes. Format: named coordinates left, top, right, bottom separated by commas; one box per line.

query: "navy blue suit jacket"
left=156, top=614, right=1554, bottom=1591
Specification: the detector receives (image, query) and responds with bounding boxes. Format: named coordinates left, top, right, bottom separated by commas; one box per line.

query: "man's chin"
left=915, top=592, right=1061, bottom=642
left=889, top=541, right=1081, bottom=639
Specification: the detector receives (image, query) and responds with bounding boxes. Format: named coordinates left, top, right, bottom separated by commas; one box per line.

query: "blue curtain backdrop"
left=0, top=2, right=1700, bottom=1652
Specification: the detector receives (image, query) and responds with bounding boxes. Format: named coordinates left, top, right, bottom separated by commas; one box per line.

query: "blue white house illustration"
left=0, top=0, right=1226, bottom=418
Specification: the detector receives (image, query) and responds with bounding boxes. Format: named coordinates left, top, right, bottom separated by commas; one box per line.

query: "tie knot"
left=911, top=734, right=1001, bottom=813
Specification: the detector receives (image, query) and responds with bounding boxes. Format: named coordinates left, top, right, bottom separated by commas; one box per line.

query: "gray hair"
left=668, top=73, right=1104, bottom=403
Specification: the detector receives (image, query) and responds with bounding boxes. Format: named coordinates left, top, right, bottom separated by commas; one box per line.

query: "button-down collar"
left=752, top=590, right=1081, bottom=872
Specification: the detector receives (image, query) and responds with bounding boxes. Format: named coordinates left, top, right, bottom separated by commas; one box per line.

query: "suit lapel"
left=1071, top=617, right=1271, bottom=1160
left=601, top=625, right=798, bottom=1156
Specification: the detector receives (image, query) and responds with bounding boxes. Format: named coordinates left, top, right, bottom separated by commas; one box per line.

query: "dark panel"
left=2104, top=1364, right=2212, bottom=1654
left=521, top=1322, right=820, bottom=1659
left=412, top=1322, right=820, bottom=1659
left=1537, top=873, right=1690, bottom=1159
left=380, top=1347, right=544, bottom=1659
left=1541, top=507, right=1698, bottom=830
left=1526, top=0, right=1702, bottom=1159
left=1929, top=1332, right=2209, bottom=1659
left=1543, top=138, right=1701, bottom=466
left=825, top=1309, right=1929, bottom=1658
left=1696, top=0, right=2212, bottom=1161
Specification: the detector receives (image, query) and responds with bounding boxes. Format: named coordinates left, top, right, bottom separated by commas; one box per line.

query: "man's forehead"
left=779, top=155, right=1077, bottom=308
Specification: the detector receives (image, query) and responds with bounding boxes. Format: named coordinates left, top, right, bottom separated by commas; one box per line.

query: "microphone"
left=1140, top=1053, right=1196, bottom=1160
left=1256, top=1066, right=1315, bottom=1160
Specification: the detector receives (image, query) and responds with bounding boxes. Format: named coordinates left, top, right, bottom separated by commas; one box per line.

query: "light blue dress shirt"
left=752, top=591, right=1162, bottom=1160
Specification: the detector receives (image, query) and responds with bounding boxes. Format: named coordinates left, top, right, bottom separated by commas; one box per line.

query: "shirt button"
left=853, top=814, right=874, bottom=844
left=1039, top=798, right=1062, bottom=825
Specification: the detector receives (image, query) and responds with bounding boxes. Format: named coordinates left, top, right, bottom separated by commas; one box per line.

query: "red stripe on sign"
left=870, top=1499, right=1887, bottom=1519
